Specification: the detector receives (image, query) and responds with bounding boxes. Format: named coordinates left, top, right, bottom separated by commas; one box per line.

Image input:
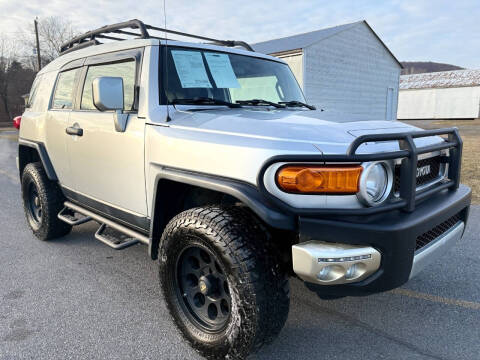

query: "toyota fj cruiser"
left=17, top=19, right=471, bottom=359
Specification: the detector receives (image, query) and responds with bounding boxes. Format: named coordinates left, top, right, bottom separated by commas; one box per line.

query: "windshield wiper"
left=172, top=97, right=241, bottom=108
left=235, top=99, right=286, bottom=108
left=278, top=101, right=316, bottom=110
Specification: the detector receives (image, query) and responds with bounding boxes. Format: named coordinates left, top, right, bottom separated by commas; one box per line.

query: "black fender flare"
left=18, top=138, right=58, bottom=181
left=148, top=166, right=295, bottom=259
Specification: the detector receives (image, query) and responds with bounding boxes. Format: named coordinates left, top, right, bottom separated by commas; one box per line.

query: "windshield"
left=161, top=46, right=306, bottom=105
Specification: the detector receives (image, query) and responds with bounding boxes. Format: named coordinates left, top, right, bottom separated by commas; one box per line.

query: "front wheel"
left=159, top=206, right=290, bottom=359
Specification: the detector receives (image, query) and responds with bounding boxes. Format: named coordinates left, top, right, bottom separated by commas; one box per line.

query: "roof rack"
left=60, top=19, right=254, bottom=55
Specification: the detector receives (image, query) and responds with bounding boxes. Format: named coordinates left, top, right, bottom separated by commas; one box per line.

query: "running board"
left=58, top=207, right=92, bottom=226
left=95, top=224, right=139, bottom=249
left=63, top=201, right=149, bottom=248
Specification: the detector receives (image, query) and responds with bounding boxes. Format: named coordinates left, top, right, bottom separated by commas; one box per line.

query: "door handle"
left=66, top=126, right=83, bottom=136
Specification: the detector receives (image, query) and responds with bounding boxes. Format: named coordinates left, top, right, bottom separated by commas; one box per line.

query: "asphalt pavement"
left=0, top=130, right=479, bottom=360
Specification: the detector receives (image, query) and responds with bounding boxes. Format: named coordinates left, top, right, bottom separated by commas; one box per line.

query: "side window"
left=52, top=68, right=79, bottom=109
left=81, top=60, right=136, bottom=111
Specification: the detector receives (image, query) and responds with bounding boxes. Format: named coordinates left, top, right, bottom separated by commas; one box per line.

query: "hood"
left=167, top=107, right=441, bottom=154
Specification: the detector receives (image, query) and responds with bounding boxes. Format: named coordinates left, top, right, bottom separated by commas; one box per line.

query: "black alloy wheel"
left=159, top=206, right=290, bottom=359
left=27, top=182, right=42, bottom=225
left=176, top=244, right=231, bottom=332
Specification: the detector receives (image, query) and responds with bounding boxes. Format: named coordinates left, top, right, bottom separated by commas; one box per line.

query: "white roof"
left=252, top=21, right=360, bottom=54
left=252, top=20, right=402, bottom=68
left=400, top=69, right=480, bottom=90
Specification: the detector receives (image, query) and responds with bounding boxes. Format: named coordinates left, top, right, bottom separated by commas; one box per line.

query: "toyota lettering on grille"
left=416, top=165, right=431, bottom=178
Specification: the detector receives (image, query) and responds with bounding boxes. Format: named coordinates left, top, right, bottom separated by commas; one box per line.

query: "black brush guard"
left=257, top=127, right=463, bottom=216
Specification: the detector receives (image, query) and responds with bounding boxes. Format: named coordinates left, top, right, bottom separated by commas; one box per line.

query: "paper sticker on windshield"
left=204, top=53, right=240, bottom=88
left=171, top=50, right=212, bottom=88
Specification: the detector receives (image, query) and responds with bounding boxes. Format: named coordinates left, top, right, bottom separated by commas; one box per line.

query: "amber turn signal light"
left=276, top=165, right=363, bottom=194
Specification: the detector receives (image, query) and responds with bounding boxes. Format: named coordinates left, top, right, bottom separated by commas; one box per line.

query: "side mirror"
left=92, top=76, right=124, bottom=111
left=92, top=77, right=128, bottom=132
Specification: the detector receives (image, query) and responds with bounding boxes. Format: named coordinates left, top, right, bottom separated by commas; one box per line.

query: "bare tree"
left=20, top=16, right=78, bottom=69
left=0, top=38, right=18, bottom=121
left=37, top=17, right=77, bottom=62
left=0, top=17, right=78, bottom=123
left=0, top=38, right=35, bottom=122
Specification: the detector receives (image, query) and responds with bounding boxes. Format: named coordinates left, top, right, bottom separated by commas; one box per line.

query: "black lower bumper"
left=299, top=185, right=471, bottom=296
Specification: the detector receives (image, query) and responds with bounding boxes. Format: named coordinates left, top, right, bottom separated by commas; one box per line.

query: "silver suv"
left=17, top=19, right=471, bottom=359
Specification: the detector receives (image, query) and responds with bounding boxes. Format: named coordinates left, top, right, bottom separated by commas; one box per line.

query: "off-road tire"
left=21, top=162, right=71, bottom=240
left=159, top=206, right=290, bottom=359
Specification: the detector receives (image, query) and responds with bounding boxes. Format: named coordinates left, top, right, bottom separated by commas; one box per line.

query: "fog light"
left=317, top=265, right=345, bottom=282
left=292, top=241, right=382, bottom=285
left=345, top=264, right=357, bottom=279
left=345, top=263, right=367, bottom=280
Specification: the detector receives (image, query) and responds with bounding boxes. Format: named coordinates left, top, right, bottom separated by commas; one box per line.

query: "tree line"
left=0, top=17, right=76, bottom=124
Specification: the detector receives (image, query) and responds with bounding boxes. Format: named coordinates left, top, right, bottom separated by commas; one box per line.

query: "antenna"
left=163, top=0, right=171, bottom=122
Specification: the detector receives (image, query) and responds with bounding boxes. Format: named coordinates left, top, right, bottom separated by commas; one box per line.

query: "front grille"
left=415, top=213, right=462, bottom=251
left=394, top=155, right=443, bottom=193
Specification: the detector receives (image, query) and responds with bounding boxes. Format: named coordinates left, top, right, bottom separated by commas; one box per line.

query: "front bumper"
left=298, top=185, right=471, bottom=296
left=409, top=220, right=464, bottom=279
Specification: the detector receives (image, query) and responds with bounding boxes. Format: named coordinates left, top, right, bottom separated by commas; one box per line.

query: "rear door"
left=66, top=49, right=148, bottom=227
left=45, top=67, right=82, bottom=188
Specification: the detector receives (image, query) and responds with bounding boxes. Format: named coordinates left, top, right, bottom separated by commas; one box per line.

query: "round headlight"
left=357, top=162, right=392, bottom=206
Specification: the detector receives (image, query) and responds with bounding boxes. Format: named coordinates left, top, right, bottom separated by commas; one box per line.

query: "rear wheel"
left=21, top=162, right=71, bottom=240
left=159, top=206, right=290, bottom=359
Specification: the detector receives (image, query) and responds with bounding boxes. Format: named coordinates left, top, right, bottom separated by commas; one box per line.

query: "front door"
left=66, top=53, right=147, bottom=223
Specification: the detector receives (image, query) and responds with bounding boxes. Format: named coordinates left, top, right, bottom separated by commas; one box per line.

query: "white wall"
left=278, top=52, right=304, bottom=89
left=302, top=22, right=401, bottom=121
left=398, top=86, right=480, bottom=119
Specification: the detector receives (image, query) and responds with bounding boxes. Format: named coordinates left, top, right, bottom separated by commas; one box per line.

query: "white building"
left=253, top=20, right=402, bottom=121
left=398, top=70, right=480, bottom=120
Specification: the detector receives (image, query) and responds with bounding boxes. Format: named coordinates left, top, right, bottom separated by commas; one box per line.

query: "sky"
left=0, top=0, right=479, bottom=68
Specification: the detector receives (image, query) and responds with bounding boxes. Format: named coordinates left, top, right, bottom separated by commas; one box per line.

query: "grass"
left=402, top=119, right=480, bottom=204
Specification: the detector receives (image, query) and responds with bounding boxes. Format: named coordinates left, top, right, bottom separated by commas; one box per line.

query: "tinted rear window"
left=52, top=69, right=79, bottom=109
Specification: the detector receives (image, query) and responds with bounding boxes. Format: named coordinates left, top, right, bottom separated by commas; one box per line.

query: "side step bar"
left=95, top=224, right=139, bottom=250
left=58, top=207, right=92, bottom=226
left=63, top=201, right=149, bottom=248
